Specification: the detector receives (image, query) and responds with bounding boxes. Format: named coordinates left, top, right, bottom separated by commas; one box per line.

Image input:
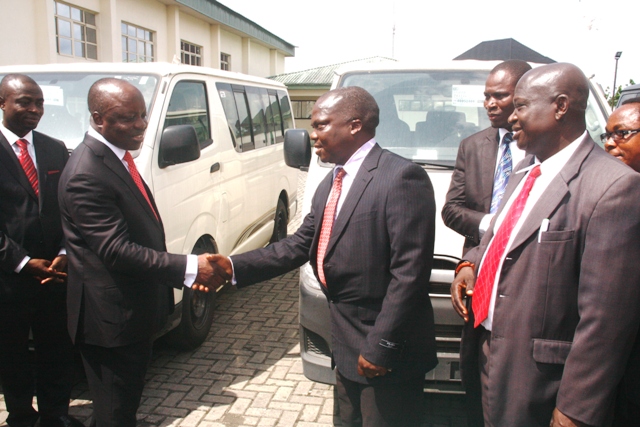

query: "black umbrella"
left=454, top=38, right=555, bottom=64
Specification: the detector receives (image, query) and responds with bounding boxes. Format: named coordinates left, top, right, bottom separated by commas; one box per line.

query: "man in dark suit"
left=208, top=86, right=437, bottom=426
left=58, top=78, right=217, bottom=427
left=450, top=63, right=640, bottom=426
left=0, top=74, right=83, bottom=427
left=603, top=101, right=640, bottom=426
left=443, top=60, right=531, bottom=255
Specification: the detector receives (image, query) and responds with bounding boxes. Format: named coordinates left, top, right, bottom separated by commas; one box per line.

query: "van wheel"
left=270, top=198, right=288, bottom=243
left=165, top=236, right=216, bottom=350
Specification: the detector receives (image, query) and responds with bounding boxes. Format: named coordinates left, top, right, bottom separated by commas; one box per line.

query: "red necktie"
left=472, top=165, right=541, bottom=327
left=317, top=168, right=346, bottom=287
left=16, top=139, right=39, bottom=196
left=123, top=152, right=159, bottom=221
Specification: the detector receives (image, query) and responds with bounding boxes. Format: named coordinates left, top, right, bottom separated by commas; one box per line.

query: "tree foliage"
left=605, top=79, right=636, bottom=108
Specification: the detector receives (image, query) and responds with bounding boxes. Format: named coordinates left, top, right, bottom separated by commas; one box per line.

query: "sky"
left=218, top=0, right=637, bottom=94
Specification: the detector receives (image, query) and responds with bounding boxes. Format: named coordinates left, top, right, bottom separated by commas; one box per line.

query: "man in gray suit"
left=208, top=86, right=437, bottom=426
left=443, top=60, right=531, bottom=256
left=451, top=63, right=640, bottom=426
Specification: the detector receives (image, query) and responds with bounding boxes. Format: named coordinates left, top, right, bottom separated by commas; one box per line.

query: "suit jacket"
left=442, top=127, right=500, bottom=255
left=462, top=136, right=640, bottom=426
left=58, top=135, right=187, bottom=347
left=232, top=144, right=438, bottom=384
left=0, top=130, right=68, bottom=299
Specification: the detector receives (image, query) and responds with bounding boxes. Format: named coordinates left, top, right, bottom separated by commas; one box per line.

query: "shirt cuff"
left=58, top=248, right=67, bottom=256
left=183, top=254, right=198, bottom=288
left=229, top=257, right=237, bottom=286
left=15, top=256, right=30, bottom=273
left=479, top=214, right=495, bottom=238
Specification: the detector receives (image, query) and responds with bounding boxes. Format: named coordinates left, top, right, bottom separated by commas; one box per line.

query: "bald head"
left=0, top=73, right=44, bottom=137
left=509, top=63, right=590, bottom=161
left=316, top=86, right=379, bottom=136
left=88, top=78, right=147, bottom=151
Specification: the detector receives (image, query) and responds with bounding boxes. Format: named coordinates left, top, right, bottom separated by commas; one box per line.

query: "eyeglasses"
left=600, top=129, right=640, bottom=143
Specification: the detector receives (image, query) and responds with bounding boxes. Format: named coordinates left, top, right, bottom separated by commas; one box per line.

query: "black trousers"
left=0, top=290, right=74, bottom=427
left=79, top=340, right=153, bottom=427
left=334, top=369, right=424, bottom=427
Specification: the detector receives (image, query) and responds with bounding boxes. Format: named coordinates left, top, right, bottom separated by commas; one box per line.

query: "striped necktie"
left=317, top=168, right=346, bottom=287
left=16, top=138, right=39, bottom=196
left=473, top=165, right=541, bottom=327
left=123, top=152, right=159, bottom=221
left=490, top=132, right=513, bottom=214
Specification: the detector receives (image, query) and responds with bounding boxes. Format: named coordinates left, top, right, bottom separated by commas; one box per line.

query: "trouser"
left=79, top=340, right=153, bottom=427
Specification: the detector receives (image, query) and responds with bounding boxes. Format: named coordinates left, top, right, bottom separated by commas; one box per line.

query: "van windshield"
left=0, top=72, right=159, bottom=150
left=340, top=70, right=608, bottom=167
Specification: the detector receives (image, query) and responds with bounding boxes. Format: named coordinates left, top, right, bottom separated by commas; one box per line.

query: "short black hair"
left=330, top=86, right=380, bottom=133
left=490, top=60, right=532, bottom=83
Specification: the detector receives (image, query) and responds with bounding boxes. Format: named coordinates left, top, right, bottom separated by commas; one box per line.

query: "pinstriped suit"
left=231, top=144, right=438, bottom=420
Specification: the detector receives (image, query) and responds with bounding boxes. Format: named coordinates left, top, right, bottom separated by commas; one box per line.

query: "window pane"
left=57, top=2, right=70, bottom=18
left=145, top=31, right=151, bottom=41
left=128, top=38, right=136, bottom=53
left=74, top=41, right=84, bottom=58
left=73, top=23, right=83, bottom=40
left=137, top=28, right=144, bottom=39
left=121, top=22, right=127, bottom=35
left=128, top=25, right=136, bottom=37
left=128, top=53, right=136, bottom=62
left=58, top=38, right=72, bottom=55
left=85, top=12, right=95, bottom=26
left=138, top=41, right=144, bottom=56
left=86, top=27, right=96, bottom=44
left=71, top=7, right=81, bottom=21
left=87, top=44, right=97, bottom=60
left=121, top=36, right=127, bottom=51
left=146, top=44, right=153, bottom=58
left=58, top=19, right=71, bottom=38
left=122, top=51, right=127, bottom=61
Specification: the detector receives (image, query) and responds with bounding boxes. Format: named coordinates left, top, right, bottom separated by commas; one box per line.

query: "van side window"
left=216, top=82, right=289, bottom=152
left=164, top=81, right=212, bottom=149
left=278, top=90, right=293, bottom=134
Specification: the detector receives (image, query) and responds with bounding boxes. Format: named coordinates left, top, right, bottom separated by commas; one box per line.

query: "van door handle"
left=210, top=163, right=220, bottom=173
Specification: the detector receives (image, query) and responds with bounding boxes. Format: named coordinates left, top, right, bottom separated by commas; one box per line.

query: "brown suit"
left=463, top=136, right=640, bottom=426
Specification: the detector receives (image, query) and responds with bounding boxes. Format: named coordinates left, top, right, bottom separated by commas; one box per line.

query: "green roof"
left=176, top=0, right=295, bottom=55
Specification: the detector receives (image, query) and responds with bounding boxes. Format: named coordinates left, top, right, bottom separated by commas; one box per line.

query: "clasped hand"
left=193, top=253, right=234, bottom=292
left=24, top=255, right=68, bottom=285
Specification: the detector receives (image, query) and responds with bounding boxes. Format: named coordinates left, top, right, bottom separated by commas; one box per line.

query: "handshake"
left=192, top=253, right=234, bottom=292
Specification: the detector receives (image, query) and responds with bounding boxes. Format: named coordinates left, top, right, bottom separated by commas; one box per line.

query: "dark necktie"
left=16, top=138, right=39, bottom=196
left=473, top=165, right=541, bottom=327
left=490, top=132, right=513, bottom=214
left=123, top=152, right=159, bottom=221
left=317, top=168, right=346, bottom=287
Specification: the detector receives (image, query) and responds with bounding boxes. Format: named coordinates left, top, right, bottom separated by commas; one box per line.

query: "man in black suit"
left=0, top=74, right=82, bottom=427
left=208, top=86, right=437, bottom=426
left=442, top=60, right=531, bottom=255
left=58, top=78, right=217, bottom=427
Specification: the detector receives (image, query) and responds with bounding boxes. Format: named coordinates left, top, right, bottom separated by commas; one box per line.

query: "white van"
left=284, top=61, right=611, bottom=392
left=0, top=62, right=299, bottom=349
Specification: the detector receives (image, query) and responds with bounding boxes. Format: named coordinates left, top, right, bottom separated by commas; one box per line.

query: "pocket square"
left=47, top=170, right=60, bottom=175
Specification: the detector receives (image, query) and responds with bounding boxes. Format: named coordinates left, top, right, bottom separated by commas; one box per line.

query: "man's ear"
left=555, top=94, right=569, bottom=120
left=350, top=118, right=363, bottom=135
left=91, top=111, right=103, bottom=127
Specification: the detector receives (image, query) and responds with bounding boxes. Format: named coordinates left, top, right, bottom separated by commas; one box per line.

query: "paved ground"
left=0, top=171, right=468, bottom=426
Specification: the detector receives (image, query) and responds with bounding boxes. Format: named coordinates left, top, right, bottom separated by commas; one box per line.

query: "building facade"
left=0, top=0, right=294, bottom=78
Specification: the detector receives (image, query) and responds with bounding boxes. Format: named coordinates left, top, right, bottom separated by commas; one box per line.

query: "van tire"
left=270, top=198, right=288, bottom=243
left=165, top=236, right=216, bottom=350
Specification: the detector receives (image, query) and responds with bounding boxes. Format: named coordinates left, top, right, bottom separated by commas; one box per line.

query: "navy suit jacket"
left=232, top=144, right=438, bottom=384
left=0, top=130, right=68, bottom=299
left=59, top=135, right=187, bottom=347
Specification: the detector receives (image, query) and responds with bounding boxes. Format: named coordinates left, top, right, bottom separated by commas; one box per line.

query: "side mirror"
left=158, top=125, right=201, bottom=169
left=284, top=129, right=311, bottom=170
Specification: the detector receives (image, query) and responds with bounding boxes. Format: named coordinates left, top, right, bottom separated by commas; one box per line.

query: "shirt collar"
left=88, top=126, right=127, bottom=161
left=336, top=138, right=376, bottom=178
left=498, top=128, right=510, bottom=142
left=515, top=131, right=588, bottom=175
left=0, top=122, right=33, bottom=145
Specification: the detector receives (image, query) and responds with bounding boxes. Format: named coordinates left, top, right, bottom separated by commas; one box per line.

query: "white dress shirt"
left=87, top=127, right=198, bottom=287
left=480, top=131, right=587, bottom=330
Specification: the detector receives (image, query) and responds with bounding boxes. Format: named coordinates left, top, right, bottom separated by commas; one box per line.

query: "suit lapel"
left=480, top=129, right=500, bottom=210
left=0, top=132, right=39, bottom=201
left=324, top=144, right=381, bottom=255
left=508, top=137, right=595, bottom=252
left=84, top=136, right=162, bottom=228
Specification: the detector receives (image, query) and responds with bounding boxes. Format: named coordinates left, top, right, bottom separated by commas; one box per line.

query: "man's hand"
left=549, top=408, right=588, bottom=427
left=41, top=255, right=68, bottom=284
left=22, top=258, right=67, bottom=284
left=357, top=354, right=389, bottom=378
left=451, top=266, right=475, bottom=322
left=194, top=253, right=233, bottom=291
